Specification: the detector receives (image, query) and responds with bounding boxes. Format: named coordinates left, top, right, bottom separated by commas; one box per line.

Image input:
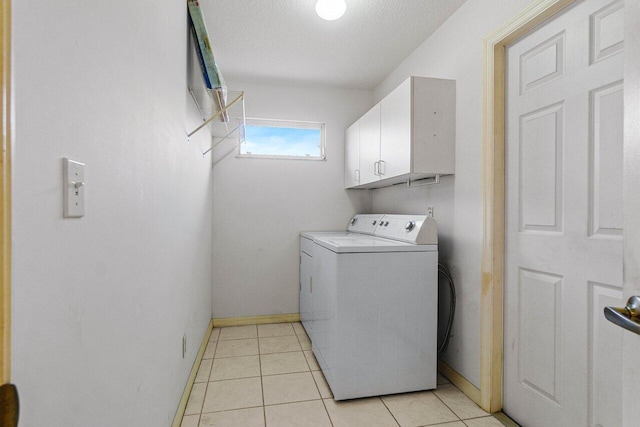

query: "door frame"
left=1, top=0, right=11, bottom=384
left=480, top=0, right=576, bottom=412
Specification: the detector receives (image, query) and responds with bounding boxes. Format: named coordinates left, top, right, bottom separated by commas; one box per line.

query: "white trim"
left=481, top=0, right=576, bottom=413
left=171, top=320, right=214, bottom=427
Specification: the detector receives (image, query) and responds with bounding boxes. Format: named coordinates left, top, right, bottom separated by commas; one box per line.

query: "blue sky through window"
left=241, top=124, right=323, bottom=157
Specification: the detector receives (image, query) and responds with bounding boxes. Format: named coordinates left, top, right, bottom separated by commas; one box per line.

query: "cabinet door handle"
left=373, top=161, right=379, bottom=176
left=354, top=169, right=360, bottom=182
left=310, top=277, right=313, bottom=293
left=378, top=160, right=385, bottom=176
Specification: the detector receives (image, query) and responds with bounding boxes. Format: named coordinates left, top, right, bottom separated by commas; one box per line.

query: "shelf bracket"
left=187, top=91, right=244, bottom=138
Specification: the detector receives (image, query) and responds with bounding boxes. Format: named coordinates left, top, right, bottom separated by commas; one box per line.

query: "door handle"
left=378, top=160, right=385, bottom=176
left=604, top=296, right=640, bottom=335
left=374, top=161, right=380, bottom=176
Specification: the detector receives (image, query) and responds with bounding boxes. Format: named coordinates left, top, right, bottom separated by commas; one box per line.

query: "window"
left=239, top=119, right=326, bottom=160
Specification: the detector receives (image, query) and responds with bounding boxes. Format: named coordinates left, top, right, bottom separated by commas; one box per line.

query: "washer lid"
left=314, top=234, right=437, bottom=253
left=300, top=214, right=384, bottom=241
left=300, top=231, right=351, bottom=240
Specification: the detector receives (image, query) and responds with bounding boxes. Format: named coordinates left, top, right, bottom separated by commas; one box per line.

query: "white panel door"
left=358, top=103, right=381, bottom=185
left=344, top=121, right=360, bottom=188
left=621, top=1, right=640, bottom=425
left=380, top=78, right=412, bottom=178
left=504, top=0, right=624, bottom=425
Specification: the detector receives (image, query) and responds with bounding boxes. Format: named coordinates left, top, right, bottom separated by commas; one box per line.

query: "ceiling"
left=200, top=0, right=466, bottom=90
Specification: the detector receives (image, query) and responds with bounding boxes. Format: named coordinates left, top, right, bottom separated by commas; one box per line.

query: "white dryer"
left=299, top=214, right=438, bottom=400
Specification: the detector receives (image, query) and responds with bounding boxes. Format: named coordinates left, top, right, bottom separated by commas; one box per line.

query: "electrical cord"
left=437, top=262, right=456, bottom=354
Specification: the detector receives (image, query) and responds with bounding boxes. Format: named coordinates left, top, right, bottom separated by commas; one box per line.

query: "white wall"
left=12, top=2, right=213, bottom=426
left=370, top=0, right=533, bottom=388
left=211, top=79, right=372, bottom=318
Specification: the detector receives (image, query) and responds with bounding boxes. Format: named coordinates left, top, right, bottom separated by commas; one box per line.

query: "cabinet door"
left=344, top=121, right=360, bottom=188
left=300, top=251, right=313, bottom=336
left=380, top=78, right=412, bottom=177
left=359, top=103, right=381, bottom=185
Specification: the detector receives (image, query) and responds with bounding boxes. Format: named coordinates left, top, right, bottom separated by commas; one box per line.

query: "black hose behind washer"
left=437, top=263, right=456, bottom=355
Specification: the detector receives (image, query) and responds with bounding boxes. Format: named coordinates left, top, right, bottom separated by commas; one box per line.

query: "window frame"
left=237, top=118, right=326, bottom=161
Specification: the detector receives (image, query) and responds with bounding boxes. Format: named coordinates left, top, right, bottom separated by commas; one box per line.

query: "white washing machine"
left=300, top=214, right=438, bottom=400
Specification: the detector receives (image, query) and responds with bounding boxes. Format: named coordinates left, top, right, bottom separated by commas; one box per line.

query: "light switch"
left=63, top=158, right=85, bottom=218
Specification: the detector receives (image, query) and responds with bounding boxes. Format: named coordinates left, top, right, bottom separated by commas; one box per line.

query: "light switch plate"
left=63, top=158, right=85, bottom=218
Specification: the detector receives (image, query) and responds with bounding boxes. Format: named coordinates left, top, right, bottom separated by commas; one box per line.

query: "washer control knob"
left=372, top=220, right=377, bottom=225
left=350, top=217, right=358, bottom=226
left=405, top=221, right=416, bottom=232
left=384, top=221, right=389, bottom=226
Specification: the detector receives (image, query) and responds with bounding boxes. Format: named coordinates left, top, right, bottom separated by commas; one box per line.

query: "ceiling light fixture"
left=315, top=0, right=346, bottom=21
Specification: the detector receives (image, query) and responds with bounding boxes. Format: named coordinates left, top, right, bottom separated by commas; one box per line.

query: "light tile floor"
left=181, top=323, right=510, bottom=427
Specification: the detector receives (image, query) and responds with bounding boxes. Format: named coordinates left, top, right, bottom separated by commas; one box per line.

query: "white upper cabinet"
left=345, top=76, right=455, bottom=189
left=357, top=103, right=382, bottom=186
left=380, top=78, right=412, bottom=179
left=344, top=121, right=361, bottom=188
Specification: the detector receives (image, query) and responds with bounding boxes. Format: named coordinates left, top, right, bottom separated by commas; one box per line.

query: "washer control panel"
left=375, top=215, right=437, bottom=244
left=347, top=214, right=385, bottom=235
left=346, top=214, right=437, bottom=244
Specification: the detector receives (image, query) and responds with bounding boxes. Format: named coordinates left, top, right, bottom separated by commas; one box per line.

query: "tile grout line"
left=202, top=332, right=222, bottom=420
left=195, top=331, right=219, bottom=423
left=182, top=323, right=305, bottom=425
left=194, top=340, right=214, bottom=423
left=189, top=323, right=484, bottom=427
left=464, top=414, right=503, bottom=421
left=189, top=339, right=214, bottom=425
left=432, top=383, right=496, bottom=424
left=299, top=323, right=336, bottom=427
left=264, top=397, right=325, bottom=407
left=320, top=398, right=335, bottom=427
left=423, top=420, right=470, bottom=427
left=256, top=324, right=267, bottom=427
left=378, top=396, right=402, bottom=427
left=432, top=389, right=463, bottom=423
left=304, top=335, right=335, bottom=427
left=262, top=323, right=296, bottom=421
